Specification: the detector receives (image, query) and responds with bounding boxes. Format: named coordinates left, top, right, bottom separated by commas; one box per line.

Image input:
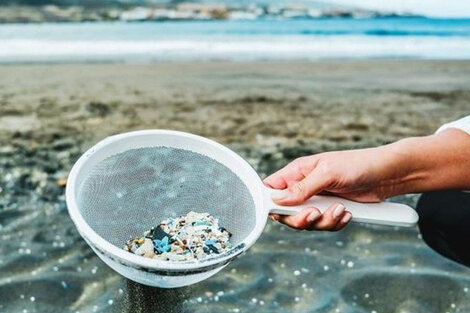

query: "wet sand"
left=1, top=60, right=470, bottom=313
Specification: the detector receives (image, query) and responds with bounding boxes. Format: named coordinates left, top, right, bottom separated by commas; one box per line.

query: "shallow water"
left=3, top=207, right=470, bottom=313
left=1, top=18, right=470, bottom=62
left=1, top=143, right=470, bottom=313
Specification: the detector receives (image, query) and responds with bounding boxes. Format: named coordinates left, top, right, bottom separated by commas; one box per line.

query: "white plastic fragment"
left=134, top=238, right=155, bottom=258
left=124, top=211, right=232, bottom=261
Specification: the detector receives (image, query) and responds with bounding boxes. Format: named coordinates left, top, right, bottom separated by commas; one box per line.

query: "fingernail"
left=333, top=204, right=346, bottom=218
left=341, top=212, right=352, bottom=224
left=271, top=189, right=290, bottom=201
left=307, top=210, right=321, bottom=223
left=269, top=214, right=280, bottom=221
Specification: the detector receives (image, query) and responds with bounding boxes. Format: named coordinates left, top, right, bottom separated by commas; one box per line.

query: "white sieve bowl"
left=66, top=130, right=418, bottom=288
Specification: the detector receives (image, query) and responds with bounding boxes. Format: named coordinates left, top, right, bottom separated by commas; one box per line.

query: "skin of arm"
left=264, top=128, right=470, bottom=231
left=380, top=128, right=470, bottom=196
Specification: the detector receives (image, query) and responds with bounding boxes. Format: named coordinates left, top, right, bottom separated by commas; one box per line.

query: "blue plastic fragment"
left=205, top=239, right=217, bottom=246
left=154, top=236, right=171, bottom=253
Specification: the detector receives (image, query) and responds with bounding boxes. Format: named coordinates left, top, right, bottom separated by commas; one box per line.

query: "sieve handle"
left=265, top=189, right=418, bottom=227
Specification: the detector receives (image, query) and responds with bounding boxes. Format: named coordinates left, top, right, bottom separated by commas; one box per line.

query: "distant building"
left=43, top=5, right=84, bottom=22
left=266, top=5, right=281, bottom=15
left=177, top=3, right=228, bottom=19
left=150, top=9, right=174, bottom=20
left=120, top=7, right=150, bottom=21
left=281, top=4, right=309, bottom=19
left=177, top=3, right=227, bottom=12
left=351, top=10, right=376, bottom=19
left=308, top=9, right=322, bottom=18
left=229, top=11, right=259, bottom=20
left=323, top=9, right=353, bottom=18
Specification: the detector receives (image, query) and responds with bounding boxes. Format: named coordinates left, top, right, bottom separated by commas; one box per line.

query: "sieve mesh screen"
left=76, top=147, right=256, bottom=248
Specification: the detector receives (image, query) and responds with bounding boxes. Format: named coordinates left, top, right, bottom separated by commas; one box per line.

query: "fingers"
left=272, top=207, right=322, bottom=229
left=263, top=156, right=317, bottom=190
left=264, top=172, right=288, bottom=190
left=271, top=171, right=331, bottom=206
left=269, top=203, right=352, bottom=231
left=264, top=164, right=304, bottom=190
left=333, top=211, right=352, bottom=231
left=269, top=214, right=281, bottom=221
left=308, top=203, right=349, bottom=231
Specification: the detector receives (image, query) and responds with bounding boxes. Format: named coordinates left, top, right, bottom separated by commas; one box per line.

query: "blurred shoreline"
left=2, top=19, right=470, bottom=62
left=0, top=3, right=418, bottom=24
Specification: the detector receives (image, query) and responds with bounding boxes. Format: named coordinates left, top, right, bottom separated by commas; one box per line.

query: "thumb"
left=271, top=171, right=330, bottom=206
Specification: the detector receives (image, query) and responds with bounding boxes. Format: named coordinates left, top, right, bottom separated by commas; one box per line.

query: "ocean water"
left=1, top=18, right=470, bottom=62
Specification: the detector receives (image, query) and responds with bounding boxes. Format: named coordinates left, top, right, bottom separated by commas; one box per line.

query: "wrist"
left=373, top=136, right=431, bottom=197
left=376, top=129, right=470, bottom=196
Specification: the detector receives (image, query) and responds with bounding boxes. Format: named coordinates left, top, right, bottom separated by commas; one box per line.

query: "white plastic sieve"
left=66, top=130, right=418, bottom=288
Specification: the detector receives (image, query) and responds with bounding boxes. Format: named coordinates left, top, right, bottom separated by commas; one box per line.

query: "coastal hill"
left=2, top=0, right=346, bottom=7
left=0, top=0, right=418, bottom=23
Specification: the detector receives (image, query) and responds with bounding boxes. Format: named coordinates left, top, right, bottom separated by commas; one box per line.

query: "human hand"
left=264, top=129, right=470, bottom=231
left=264, top=146, right=408, bottom=231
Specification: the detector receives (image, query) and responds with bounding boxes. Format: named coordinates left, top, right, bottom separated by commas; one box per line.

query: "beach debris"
left=134, top=238, right=155, bottom=258
left=57, top=178, right=67, bottom=187
left=124, top=211, right=232, bottom=261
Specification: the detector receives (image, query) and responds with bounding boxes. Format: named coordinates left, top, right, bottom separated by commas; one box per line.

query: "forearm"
left=378, top=128, right=470, bottom=196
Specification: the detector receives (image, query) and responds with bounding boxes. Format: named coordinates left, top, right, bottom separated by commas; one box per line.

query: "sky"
left=324, top=0, right=470, bottom=18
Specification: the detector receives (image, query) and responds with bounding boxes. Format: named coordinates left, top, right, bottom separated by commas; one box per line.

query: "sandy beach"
left=1, top=60, right=470, bottom=313
left=1, top=61, right=469, bottom=147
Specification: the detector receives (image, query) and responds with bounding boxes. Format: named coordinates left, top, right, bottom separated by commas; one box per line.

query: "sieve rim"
left=66, top=130, right=268, bottom=271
